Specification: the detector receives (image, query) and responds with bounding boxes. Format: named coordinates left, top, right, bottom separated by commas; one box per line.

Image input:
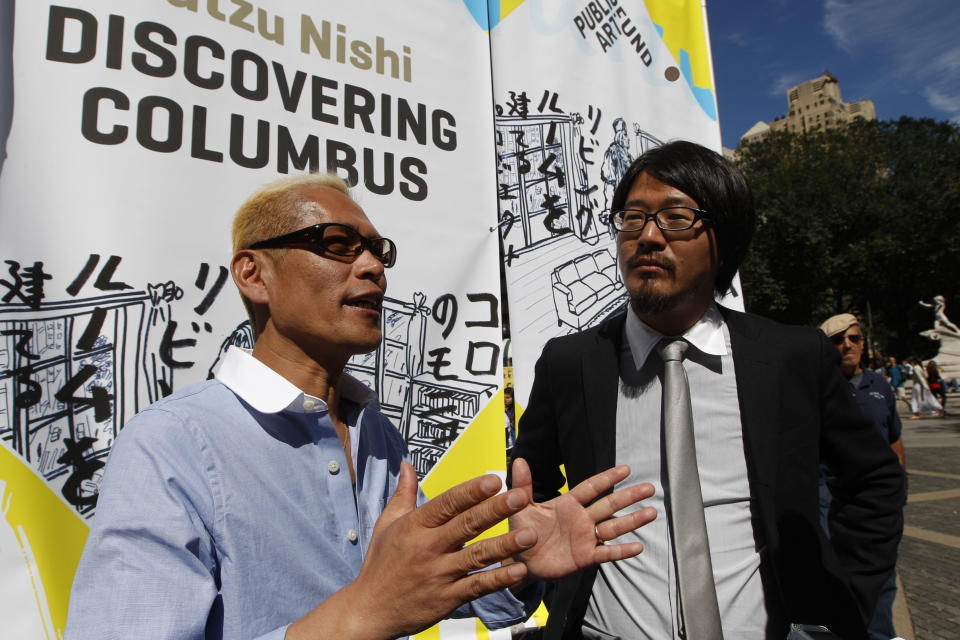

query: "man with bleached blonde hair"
left=65, top=173, right=657, bottom=640
left=230, top=173, right=350, bottom=330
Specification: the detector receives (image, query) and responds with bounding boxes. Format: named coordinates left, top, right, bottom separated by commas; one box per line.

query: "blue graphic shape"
left=463, top=0, right=499, bottom=30
left=679, top=49, right=717, bottom=120
left=651, top=21, right=717, bottom=121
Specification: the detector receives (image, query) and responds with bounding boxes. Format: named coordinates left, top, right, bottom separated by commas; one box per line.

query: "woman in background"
left=910, top=359, right=943, bottom=418
left=926, top=360, right=947, bottom=416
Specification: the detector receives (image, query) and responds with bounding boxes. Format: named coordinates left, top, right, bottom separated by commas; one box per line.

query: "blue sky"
left=706, top=0, right=960, bottom=150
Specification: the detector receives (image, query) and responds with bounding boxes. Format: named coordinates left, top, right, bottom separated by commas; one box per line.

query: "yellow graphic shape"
left=499, top=0, right=526, bottom=21
left=416, top=623, right=441, bottom=640
left=415, top=390, right=518, bottom=639
left=415, top=391, right=552, bottom=638
left=1, top=445, right=89, bottom=637
left=644, top=0, right=713, bottom=91
left=421, top=389, right=509, bottom=539
left=476, top=618, right=490, bottom=638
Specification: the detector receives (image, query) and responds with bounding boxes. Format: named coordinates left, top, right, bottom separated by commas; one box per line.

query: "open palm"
left=509, top=458, right=656, bottom=582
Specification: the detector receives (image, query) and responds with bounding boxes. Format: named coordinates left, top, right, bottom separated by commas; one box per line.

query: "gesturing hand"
left=508, top=458, right=656, bottom=583
left=302, top=461, right=538, bottom=640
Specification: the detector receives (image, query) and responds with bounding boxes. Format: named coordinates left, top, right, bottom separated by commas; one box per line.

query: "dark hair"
left=610, top=140, right=756, bottom=296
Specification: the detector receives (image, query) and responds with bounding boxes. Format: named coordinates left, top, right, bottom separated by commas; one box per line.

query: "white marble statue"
left=919, top=295, right=960, bottom=381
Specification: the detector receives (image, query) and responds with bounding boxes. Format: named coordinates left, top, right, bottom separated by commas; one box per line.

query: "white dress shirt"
left=582, top=304, right=768, bottom=639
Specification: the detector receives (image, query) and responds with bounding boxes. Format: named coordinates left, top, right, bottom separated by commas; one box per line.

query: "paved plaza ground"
left=893, top=396, right=960, bottom=640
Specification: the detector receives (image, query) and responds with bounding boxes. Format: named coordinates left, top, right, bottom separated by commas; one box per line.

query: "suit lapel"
left=581, top=311, right=625, bottom=476
left=723, top=308, right=780, bottom=490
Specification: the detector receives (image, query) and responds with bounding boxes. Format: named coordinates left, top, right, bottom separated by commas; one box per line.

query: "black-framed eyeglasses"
left=610, top=206, right=711, bottom=232
left=248, top=223, right=397, bottom=268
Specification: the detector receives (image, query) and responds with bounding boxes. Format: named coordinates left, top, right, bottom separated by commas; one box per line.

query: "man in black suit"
left=511, top=141, right=904, bottom=640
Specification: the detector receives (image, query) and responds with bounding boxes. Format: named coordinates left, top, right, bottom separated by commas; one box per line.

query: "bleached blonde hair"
left=231, top=173, right=352, bottom=328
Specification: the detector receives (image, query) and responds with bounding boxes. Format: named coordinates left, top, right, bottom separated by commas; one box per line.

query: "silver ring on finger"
left=595, top=525, right=604, bottom=545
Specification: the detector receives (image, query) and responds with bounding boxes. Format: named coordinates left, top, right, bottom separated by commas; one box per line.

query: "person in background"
left=909, top=358, right=942, bottom=418
left=886, top=356, right=911, bottom=412
left=820, top=313, right=905, bottom=640
left=926, top=360, right=947, bottom=416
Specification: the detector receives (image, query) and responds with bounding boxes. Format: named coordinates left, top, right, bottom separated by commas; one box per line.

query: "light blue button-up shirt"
left=65, top=347, right=528, bottom=639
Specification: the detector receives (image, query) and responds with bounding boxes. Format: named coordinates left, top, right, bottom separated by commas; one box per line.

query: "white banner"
left=490, top=0, right=732, bottom=407
left=0, top=1, right=506, bottom=637
left=0, top=1, right=729, bottom=636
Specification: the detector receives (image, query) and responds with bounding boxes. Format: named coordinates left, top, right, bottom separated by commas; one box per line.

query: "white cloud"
left=769, top=72, right=809, bottom=98
left=822, top=0, right=960, bottom=118
left=822, top=0, right=860, bottom=53
left=924, top=87, right=960, bottom=121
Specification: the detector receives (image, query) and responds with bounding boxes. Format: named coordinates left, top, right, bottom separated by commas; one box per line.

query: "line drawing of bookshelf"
left=494, top=99, right=663, bottom=339
left=343, top=292, right=497, bottom=478
left=406, top=374, right=496, bottom=477
left=1, top=285, right=501, bottom=513
left=495, top=114, right=600, bottom=260
left=0, top=283, right=179, bottom=517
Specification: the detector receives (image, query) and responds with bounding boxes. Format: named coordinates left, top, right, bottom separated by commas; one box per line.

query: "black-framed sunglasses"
left=610, top=206, right=712, bottom=232
left=830, top=332, right=863, bottom=346
left=248, top=222, right=397, bottom=268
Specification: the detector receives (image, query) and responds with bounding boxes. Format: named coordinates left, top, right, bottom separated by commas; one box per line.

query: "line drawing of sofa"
left=550, top=249, right=627, bottom=330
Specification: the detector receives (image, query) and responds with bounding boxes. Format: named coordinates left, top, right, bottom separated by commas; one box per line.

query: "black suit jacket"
left=512, top=306, right=904, bottom=640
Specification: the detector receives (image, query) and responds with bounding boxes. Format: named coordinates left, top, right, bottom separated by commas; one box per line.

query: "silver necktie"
left=657, top=339, right=724, bottom=640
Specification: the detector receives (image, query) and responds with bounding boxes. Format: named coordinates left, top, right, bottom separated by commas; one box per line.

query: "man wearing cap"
left=819, top=313, right=905, bottom=468
left=820, top=313, right=905, bottom=640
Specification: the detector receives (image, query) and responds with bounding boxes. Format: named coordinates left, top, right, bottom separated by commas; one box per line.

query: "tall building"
left=739, top=72, right=876, bottom=145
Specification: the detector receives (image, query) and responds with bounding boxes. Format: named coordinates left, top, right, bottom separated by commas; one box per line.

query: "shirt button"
left=327, top=460, right=340, bottom=474
left=348, top=529, right=358, bottom=542
left=302, top=399, right=317, bottom=410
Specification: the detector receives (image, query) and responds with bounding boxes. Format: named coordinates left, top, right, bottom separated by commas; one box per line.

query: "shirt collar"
left=213, top=346, right=379, bottom=414
left=624, top=302, right=728, bottom=370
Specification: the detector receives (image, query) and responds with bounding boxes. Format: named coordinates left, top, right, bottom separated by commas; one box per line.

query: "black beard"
left=629, top=285, right=698, bottom=316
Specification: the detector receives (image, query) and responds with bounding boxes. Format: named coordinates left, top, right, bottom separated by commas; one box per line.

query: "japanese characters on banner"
left=0, top=0, right=727, bottom=637
left=0, top=1, right=508, bottom=637
left=490, top=0, right=736, bottom=407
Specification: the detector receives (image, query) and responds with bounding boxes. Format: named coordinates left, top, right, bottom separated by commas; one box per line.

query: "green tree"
left=735, top=117, right=960, bottom=361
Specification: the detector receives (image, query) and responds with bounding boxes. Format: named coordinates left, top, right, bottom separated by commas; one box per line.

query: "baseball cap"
left=819, top=313, right=859, bottom=338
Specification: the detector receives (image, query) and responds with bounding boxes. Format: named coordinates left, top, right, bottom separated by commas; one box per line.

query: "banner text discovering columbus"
left=45, top=5, right=461, bottom=201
